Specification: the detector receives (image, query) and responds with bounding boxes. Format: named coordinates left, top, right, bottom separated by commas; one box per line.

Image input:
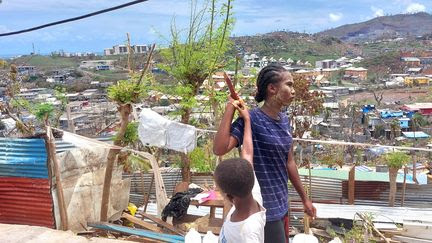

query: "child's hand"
left=229, top=97, right=249, bottom=121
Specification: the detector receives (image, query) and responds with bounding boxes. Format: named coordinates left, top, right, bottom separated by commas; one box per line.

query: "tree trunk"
left=180, top=107, right=192, bottom=183
left=100, top=103, right=131, bottom=221
left=116, top=104, right=132, bottom=145
left=299, top=143, right=304, bottom=166
left=388, top=167, right=399, bottom=207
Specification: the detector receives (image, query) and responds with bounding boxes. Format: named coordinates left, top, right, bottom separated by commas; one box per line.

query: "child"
left=214, top=99, right=266, bottom=243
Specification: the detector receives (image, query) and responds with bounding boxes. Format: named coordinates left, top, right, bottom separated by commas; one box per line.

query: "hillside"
left=318, top=12, right=432, bottom=42
left=231, top=31, right=360, bottom=63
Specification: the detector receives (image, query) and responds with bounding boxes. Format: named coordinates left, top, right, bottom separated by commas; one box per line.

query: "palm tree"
left=390, top=119, right=401, bottom=140
left=384, top=152, right=410, bottom=207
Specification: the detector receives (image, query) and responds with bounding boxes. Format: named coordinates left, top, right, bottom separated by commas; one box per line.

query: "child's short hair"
left=214, top=158, right=254, bottom=198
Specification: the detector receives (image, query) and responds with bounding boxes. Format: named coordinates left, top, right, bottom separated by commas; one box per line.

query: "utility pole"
left=66, top=104, right=75, bottom=133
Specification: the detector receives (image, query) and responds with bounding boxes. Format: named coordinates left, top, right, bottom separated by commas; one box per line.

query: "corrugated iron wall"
left=126, top=172, right=432, bottom=228
left=0, top=138, right=55, bottom=228
left=124, top=170, right=213, bottom=206
left=342, top=181, right=432, bottom=208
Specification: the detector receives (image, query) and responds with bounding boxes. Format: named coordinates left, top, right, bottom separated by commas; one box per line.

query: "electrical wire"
left=0, top=0, right=149, bottom=37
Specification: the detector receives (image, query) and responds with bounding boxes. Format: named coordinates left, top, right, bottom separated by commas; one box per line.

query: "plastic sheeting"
left=138, top=108, right=196, bottom=153
left=53, top=131, right=130, bottom=232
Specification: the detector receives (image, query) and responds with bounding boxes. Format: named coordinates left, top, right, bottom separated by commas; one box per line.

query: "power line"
left=0, top=0, right=149, bottom=37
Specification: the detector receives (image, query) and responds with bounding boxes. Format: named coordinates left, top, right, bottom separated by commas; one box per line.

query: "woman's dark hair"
left=254, top=64, right=287, bottom=102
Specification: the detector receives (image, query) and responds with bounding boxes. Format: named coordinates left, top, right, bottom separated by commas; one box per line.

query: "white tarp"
left=138, top=108, right=196, bottom=153
left=53, top=132, right=130, bottom=232
left=314, top=203, right=432, bottom=224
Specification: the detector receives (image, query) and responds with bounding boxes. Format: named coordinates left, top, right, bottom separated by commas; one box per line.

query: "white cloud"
left=371, top=6, right=384, bottom=17
left=406, top=3, right=426, bottom=13
left=0, top=25, right=10, bottom=33
left=329, top=13, right=343, bottom=22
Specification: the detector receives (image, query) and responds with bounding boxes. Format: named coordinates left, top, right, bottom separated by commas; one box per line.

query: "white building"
left=79, top=60, right=115, bottom=70
left=104, top=44, right=149, bottom=55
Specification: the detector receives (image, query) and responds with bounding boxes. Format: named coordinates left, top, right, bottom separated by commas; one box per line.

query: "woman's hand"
left=303, top=199, right=317, bottom=219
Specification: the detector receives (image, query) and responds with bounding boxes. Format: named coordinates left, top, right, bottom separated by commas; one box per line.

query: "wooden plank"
left=392, top=235, right=432, bottom=243
left=88, top=222, right=184, bottom=243
left=46, top=126, right=68, bottom=230
left=348, top=166, right=355, bottom=205
left=130, top=151, right=168, bottom=216
left=139, top=212, right=185, bottom=236
left=402, top=220, right=432, bottom=240
left=121, top=213, right=160, bottom=233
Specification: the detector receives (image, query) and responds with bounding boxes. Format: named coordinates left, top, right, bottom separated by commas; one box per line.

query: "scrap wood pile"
left=300, top=203, right=432, bottom=243
left=87, top=183, right=224, bottom=242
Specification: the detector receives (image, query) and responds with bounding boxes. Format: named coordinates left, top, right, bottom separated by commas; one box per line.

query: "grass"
left=13, top=55, right=79, bottom=70
left=89, top=69, right=129, bottom=82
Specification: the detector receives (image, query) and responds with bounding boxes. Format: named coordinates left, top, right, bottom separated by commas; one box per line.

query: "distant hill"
left=231, top=31, right=360, bottom=63
left=318, top=12, right=432, bottom=42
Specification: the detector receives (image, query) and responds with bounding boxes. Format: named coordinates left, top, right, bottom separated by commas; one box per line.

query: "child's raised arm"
left=232, top=101, right=253, bottom=165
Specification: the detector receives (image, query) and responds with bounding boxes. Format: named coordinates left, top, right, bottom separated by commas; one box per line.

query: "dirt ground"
left=341, top=87, right=431, bottom=105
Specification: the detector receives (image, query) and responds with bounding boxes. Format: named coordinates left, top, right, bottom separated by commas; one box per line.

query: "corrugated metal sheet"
left=0, top=138, right=55, bottom=228
left=342, top=181, right=432, bottom=208
left=0, top=177, right=55, bottom=228
left=127, top=172, right=432, bottom=228
left=55, top=140, right=76, bottom=154
left=124, top=171, right=213, bottom=206
left=0, top=138, right=48, bottom=178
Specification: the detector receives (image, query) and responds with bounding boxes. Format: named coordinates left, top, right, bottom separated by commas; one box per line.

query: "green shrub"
left=384, top=151, right=410, bottom=169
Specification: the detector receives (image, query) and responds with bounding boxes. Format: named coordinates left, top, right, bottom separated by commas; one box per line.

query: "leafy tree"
left=384, top=151, right=410, bottom=207
left=35, top=103, right=55, bottom=126
left=107, top=77, right=148, bottom=146
left=159, top=0, right=234, bottom=182
left=390, top=119, right=401, bottom=139
left=289, top=76, right=324, bottom=166
left=101, top=40, right=155, bottom=221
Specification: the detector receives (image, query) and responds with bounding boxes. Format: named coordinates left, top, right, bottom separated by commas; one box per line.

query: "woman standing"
left=213, top=64, right=316, bottom=243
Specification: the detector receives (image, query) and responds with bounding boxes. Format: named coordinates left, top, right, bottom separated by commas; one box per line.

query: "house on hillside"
left=315, top=59, right=335, bottom=69
left=402, top=131, right=430, bottom=139
left=404, top=76, right=430, bottom=86
left=407, top=67, right=422, bottom=75
left=17, top=66, right=36, bottom=75
left=293, top=69, right=318, bottom=81
left=319, top=86, right=349, bottom=96
left=344, top=67, right=368, bottom=81
left=401, top=103, right=432, bottom=115
left=243, top=53, right=261, bottom=68
left=420, top=57, right=432, bottom=65
left=320, top=68, right=340, bottom=79
left=401, top=57, right=421, bottom=67
left=80, top=60, right=115, bottom=70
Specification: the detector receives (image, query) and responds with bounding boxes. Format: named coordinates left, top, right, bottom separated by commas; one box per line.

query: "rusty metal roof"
left=0, top=177, right=55, bottom=228
left=0, top=138, right=48, bottom=178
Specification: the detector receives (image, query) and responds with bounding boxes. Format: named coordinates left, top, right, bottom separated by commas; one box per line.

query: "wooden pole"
left=401, top=166, right=408, bottom=207
left=348, top=165, right=356, bottom=205
left=126, top=149, right=168, bottom=216
left=126, top=33, right=133, bottom=74
left=142, top=173, right=154, bottom=212
left=100, top=148, right=120, bottom=221
left=46, top=126, right=69, bottom=230
left=66, top=104, right=75, bottom=133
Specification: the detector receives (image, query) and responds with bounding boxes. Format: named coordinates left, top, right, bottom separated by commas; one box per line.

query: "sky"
left=0, top=0, right=431, bottom=56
